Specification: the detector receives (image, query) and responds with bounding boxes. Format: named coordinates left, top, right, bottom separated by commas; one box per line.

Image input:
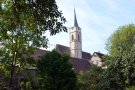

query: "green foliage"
left=20, top=80, right=32, bottom=90
left=106, top=24, right=135, bottom=56
left=37, top=50, right=77, bottom=90
left=79, top=48, right=135, bottom=90
left=126, top=86, right=135, bottom=90
left=102, top=24, right=135, bottom=89
left=78, top=65, right=103, bottom=90
left=103, top=24, right=135, bottom=89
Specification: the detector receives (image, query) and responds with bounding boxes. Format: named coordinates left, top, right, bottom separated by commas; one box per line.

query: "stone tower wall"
left=70, top=27, right=82, bottom=59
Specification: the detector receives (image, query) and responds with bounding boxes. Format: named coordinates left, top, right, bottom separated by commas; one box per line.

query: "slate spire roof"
left=74, top=8, right=79, bottom=27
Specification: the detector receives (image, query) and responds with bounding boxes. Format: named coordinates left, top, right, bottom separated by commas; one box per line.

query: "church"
left=55, top=9, right=91, bottom=72
left=33, top=9, right=104, bottom=72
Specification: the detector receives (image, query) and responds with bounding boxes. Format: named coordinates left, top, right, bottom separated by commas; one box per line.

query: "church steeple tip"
left=74, top=8, right=79, bottom=27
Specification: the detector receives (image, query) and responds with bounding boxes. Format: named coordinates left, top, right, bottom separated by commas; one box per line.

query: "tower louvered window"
left=78, top=34, right=79, bottom=41
left=72, top=35, right=74, bottom=41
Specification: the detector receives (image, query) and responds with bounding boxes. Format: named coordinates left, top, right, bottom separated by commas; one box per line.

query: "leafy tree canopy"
left=78, top=65, right=103, bottom=90
left=0, top=0, right=67, bottom=48
left=106, top=24, right=135, bottom=56
left=37, top=50, right=77, bottom=90
left=100, top=48, right=135, bottom=90
left=101, top=24, right=135, bottom=89
left=0, top=0, right=67, bottom=89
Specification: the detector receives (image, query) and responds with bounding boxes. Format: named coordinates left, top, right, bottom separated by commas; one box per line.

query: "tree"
left=106, top=24, right=135, bottom=56
left=37, top=50, right=77, bottom=90
left=78, top=65, right=103, bottom=90
left=100, top=48, right=135, bottom=90
left=78, top=24, right=135, bottom=90
left=0, top=0, right=67, bottom=89
left=99, top=23, right=135, bottom=90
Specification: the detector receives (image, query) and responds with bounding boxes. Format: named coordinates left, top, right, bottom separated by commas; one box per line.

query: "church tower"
left=70, top=9, right=82, bottom=59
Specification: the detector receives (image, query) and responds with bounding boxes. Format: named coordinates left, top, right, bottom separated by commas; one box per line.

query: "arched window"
left=78, top=34, right=80, bottom=41
left=72, top=35, right=74, bottom=41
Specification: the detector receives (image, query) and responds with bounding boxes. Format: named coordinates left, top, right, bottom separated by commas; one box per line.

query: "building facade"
left=90, top=52, right=104, bottom=66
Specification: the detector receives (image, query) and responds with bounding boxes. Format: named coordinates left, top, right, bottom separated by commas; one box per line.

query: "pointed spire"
left=74, top=8, right=79, bottom=27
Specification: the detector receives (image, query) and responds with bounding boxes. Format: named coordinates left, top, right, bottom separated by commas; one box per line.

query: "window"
left=93, top=54, right=97, bottom=57
left=72, top=35, right=74, bottom=41
left=78, top=34, right=79, bottom=41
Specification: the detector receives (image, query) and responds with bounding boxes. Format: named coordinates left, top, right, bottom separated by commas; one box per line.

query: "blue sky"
left=45, top=0, right=135, bottom=54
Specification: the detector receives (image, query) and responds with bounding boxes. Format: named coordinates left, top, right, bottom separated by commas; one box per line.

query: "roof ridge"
left=56, top=44, right=69, bottom=48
